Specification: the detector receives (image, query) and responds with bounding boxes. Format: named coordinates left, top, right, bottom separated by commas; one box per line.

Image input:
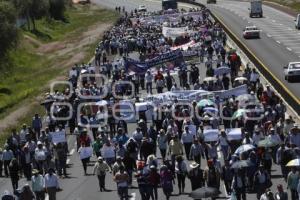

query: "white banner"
left=50, top=131, right=66, bottom=144
left=145, top=90, right=214, bottom=104
left=79, top=147, right=93, bottom=160
left=203, top=129, right=219, bottom=142
left=214, top=84, right=248, bottom=100
left=226, top=128, right=242, bottom=141
left=171, top=40, right=196, bottom=51
left=162, top=26, right=188, bottom=38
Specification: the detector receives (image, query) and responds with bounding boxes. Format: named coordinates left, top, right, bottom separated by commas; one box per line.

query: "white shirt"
left=250, top=72, right=259, bottom=82
left=145, top=73, right=153, bottom=83
left=252, top=133, right=264, bottom=145
left=181, top=132, right=194, bottom=144
left=44, top=173, right=59, bottom=188
left=268, top=134, right=282, bottom=144
left=35, top=147, right=46, bottom=161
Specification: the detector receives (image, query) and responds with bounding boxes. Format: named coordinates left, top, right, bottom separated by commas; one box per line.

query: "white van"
left=295, top=14, right=300, bottom=29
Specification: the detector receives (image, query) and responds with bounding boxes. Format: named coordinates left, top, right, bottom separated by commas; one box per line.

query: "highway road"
left=201, top=0, right=300, bottom=110
left=0, top=1, right=295, bottom=199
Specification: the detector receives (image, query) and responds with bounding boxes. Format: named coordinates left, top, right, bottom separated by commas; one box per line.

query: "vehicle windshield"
left=290, top=63, right=300, bottom=69
left=246, top=27, right=257, bottom=31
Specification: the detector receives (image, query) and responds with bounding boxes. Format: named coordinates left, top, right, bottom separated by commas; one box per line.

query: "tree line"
left=0, top=0, right=69, bottom=60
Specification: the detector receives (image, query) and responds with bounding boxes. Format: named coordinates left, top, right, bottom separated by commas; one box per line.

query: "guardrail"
left=178, top=0, right=300, bottom=115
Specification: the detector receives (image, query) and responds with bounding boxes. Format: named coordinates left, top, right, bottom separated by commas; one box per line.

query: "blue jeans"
left=221, top=145, right=229, bottom=160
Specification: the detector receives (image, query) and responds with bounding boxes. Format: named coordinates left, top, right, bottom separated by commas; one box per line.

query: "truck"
left=295, top=14, right=300, bottom=29
left=162, top=0, right=178, bottom=10
left=249, top=0, right=263, bottom=18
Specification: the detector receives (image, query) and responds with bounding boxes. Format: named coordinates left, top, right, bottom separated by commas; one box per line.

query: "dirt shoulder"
left=0, top=21, right=114, bottom=134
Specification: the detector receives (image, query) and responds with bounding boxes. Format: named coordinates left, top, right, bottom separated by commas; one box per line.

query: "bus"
left=162, top=0, right=178, bottom=10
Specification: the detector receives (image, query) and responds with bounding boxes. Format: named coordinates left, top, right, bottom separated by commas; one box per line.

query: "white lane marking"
left=279, top=24, right=283, bottom=26
left=287, top=47, right=292, bottom=51
left=67, top=158, right=71, bottom=165
left=276, top=40, right=281, bottom=44
left=281, top=42, right=300, bottom=45
left=267, top=34, right=271, bottom=37
left=268, top=33, right=299, bottom=37
left=45, top=194, right=49, bottom=200
left=288, top=28, right=293, bottom=30
left=69, top=149, right=75, bottom=155
left=298, top=33, right=300, bottom=35
left=130, top=192, right=136, bottom=200
left=276, top=39, right=300, bottom=42
left=272, top=20, right=276, bottom=22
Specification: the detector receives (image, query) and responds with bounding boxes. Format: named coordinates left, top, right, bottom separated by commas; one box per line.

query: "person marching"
left=31, top=169, right=45, bottom=200
left=44, top=168, right=60, bottom=200
left=188, top=162, right=204, bottom=191
left=175, top=155, right=188, bottom=195
left=114, top=165, right=130, bottom=200
left=93, top=156, right=111, bottom=192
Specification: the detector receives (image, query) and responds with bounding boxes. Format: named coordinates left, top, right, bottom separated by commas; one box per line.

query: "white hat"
left=37, top=141, right=43, bottom=145
left=190, top=162, right=200, bottom=169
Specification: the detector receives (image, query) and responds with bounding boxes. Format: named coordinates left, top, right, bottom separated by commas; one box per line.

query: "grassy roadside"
left=264, top=0, right=300, bottom=13
left=0, top=4, right=119, bottom=146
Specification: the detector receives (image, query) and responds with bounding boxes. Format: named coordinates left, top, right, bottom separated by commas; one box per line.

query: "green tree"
left=29, top=0, right=49, bottom=30
left=49, top=0, right=66, bottom=21
left=12, top=0, right=49, bottom=31
left=0, top=1, right=19, bottom=59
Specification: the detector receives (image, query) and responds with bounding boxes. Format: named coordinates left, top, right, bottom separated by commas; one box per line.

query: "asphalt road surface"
left=200, top=0, right=300, bottom=107
left=0, top=1, right=294, bottom=199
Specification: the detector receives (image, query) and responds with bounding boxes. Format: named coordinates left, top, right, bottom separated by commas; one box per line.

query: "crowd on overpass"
left=1, top=5, right=300, bottom=200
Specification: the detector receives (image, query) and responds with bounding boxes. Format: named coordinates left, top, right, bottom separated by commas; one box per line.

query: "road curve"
left=201, top=0, right=300, bottom=111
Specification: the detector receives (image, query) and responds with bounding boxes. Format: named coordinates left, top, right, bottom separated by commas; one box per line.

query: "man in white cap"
left=93, top=156, right=111, bottom=192
left=188, top=162, right=204, bottom=190
left=35, top=141, right=47, bottom=175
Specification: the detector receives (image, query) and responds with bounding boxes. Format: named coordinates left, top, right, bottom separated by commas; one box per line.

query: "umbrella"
left=203, top=107, right=219, bottom=114
left=197, top=99, right=214, bottom=108
left=236, top=94, right=256, bottom=102
left=231, top=160, right=254, bottom=169
left=258, top=138, right=281, bottom=148
left=234, top=76, right=247, bottom=82
left=190, top=187, right=221, bottom=199
left=214, top=66, right=231, bottom=76
left=234, top=144, right=256, bottom=155
left=232, top=109, right=246, bottom=119
left=286, top=158, right=300, bottom=167
left=203, top=76, right=217, bottom=82
left=96, top=100, right=108, bottom=106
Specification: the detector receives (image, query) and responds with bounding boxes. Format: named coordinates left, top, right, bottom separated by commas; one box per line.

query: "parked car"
left=284, top=62, right=300, bottom=82
left=138, top=5, right=147, bottom=12
left=243, top=26, right=260, bottom=39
